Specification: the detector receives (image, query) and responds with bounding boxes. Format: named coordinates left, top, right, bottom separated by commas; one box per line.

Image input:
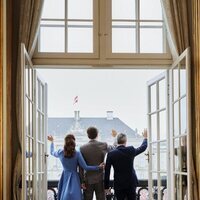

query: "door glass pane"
left=159, top=110, right=166, bottom=140
left=37, top=112, right=41, bottom=140
left=140, top=0, right=162, bottom=20
left=26, top=141, right=29, bottom=172
left=174, top=137, right=187, bottom=173
left=29, top=102, right=33, bottom=137
left=26, top=139, right=34, bottom=199
left=40, top=83, right=43, bottom=111
left=180, top=97, right=187, bottom=135
left=151, top=114, right=157, bottom=141
left=37, top=174, right=44, bottom=199
left=140, top=22, right=163, bottom=53
left=30, top=138, right=33, bottom=173
left=160, top=173, right=167, bottom=199
left=160, top=142, right=167, bottom=172
left=112, top=0, right=136, bottom=20
left=68, top=0, right=93, bottom=20
left=41, top=84, right=45, bottom=112
left=26, top=99, right=29, bottom=136
left=150, top=84, right=157, bottom=112
left=41, top=115, right=45, bottom=142
left=29, top=68, right=33, bottom=100
left=39, top=144, right=43, bottom=171
left=112, top=22, right=136, bottom=53
left=37, top=81, right=40, bottom=109
left=159, top=78, right=166, bottom=109
left=68, top=22, right=93, bottom=53
left=174, top=174, right=188, bottom=200
left=25, top=65, right=29, bottom=95
left=42, top=145, right=45, bottom=171
left=173, top=68, right=179, bottom=101
left=173, top=102, right=179, bottom=136
left=152, top=143, right=158, bottom=171
left=40, top=21, right=65, bottom=52
left=37, top=143, right=41, bottom=171
left=180, top=67, right=186, bottom=97
left=27, top=175, right=34, bottom=199
left=152, top=173, right=159, bottom=198
left=42, top=0, right=65, bottom=19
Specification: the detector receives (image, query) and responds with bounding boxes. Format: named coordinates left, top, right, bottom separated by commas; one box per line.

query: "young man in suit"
left=80, top=127, right=117, bottom=200
left=104, top=129, right=148, bottom=200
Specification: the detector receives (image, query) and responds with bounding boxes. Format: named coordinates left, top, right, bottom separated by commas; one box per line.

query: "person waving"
left=48, top=134, right=104, bottom=200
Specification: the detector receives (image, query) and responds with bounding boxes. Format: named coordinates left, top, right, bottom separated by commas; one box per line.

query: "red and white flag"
left=73, top=96, right=78, bottom=105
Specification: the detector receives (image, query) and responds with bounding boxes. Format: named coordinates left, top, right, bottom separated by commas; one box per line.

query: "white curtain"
left=13, top=0, right=44, bottom=199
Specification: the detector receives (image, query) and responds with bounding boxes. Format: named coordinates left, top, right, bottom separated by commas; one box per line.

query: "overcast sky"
left=38, top=69, right=163, bottom=133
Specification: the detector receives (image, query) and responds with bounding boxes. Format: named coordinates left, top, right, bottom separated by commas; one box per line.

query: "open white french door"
left=147, top=71, right=170, bottom=200
left=21, top=44, right=48, bottom=200
left=147, top=48, right=192, bottom=200
left=35, top=71, right=48, bottom=200
left=169, top=48, right=192, bottom=200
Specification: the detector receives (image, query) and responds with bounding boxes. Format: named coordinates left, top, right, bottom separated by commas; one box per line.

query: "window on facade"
left=37, top=0, right=168, bottom=58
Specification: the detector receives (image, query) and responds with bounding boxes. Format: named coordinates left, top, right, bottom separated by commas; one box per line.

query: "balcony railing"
left=47, top=179, right=167, bottom=200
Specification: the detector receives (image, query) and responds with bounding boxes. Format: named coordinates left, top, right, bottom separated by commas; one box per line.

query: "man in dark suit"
left=104, top=129, right=148, bottom=200
left=80, top=127, right=117, bottom=200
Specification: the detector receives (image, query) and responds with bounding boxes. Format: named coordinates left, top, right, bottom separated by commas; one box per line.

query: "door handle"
left=44, top=153, right=49, bottom=163
left=145, top=152, right=155, bottom=162
left=145, top=152, right=150, bottom=162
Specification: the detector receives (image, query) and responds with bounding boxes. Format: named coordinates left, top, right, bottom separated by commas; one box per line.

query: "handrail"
left=47, top=179, right=167, bottom=200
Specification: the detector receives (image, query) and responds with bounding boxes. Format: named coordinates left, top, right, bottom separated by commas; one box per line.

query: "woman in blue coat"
left=48, top=134, right=103, bottom=200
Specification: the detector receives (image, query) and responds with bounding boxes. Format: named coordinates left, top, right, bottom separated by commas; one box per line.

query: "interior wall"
left=189, top=0, right=200, bottom=198
left=0, top=0, right=4, bottom=198
left=11, top=0, right=20, bottom=167
left=4, top=0, right=12, bottom=199
left=11, top=0, right=21, bottom=199
left=0, top=0, right=13, bottom=198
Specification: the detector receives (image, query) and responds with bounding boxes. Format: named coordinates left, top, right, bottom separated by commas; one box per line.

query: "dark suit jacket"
left=80, top=140, right=116, bottom=184
left=104, top=139, right=147, bottom=190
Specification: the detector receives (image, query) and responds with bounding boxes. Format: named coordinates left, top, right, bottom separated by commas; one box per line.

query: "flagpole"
left=73, top=95, right=79, bottom=111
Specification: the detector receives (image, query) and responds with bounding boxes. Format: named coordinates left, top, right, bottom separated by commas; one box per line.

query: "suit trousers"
left=114, top=187, right=136, bottom=200
left=84, top=181, right=105, bottom=200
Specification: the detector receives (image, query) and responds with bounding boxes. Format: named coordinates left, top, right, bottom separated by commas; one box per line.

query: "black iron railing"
left=47, top=179, right=167, bottom=200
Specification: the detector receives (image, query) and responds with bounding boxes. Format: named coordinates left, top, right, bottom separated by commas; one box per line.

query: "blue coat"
left=104, top=139, right=147, bottom=190
left=50, top=143, right=99, bottom=200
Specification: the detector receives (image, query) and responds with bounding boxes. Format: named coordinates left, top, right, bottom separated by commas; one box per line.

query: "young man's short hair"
left=117, top=133, right=127, bottom=144
left=87, top=127, right=98, bottom=139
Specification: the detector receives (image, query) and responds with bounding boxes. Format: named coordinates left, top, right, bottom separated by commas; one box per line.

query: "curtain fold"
left=161, top=0, right=189, bottom=59
left=161, top=0, right=198, bottom=199
left=13, top=0, right=44, bottom=199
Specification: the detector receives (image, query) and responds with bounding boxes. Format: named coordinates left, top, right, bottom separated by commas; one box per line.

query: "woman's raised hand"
left=47, top=135, right=54, bottom=142
left=99, top=162, right=105, bottom=170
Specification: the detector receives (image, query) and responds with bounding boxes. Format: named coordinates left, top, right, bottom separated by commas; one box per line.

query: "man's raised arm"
left=107, top=129, right=118, bottom=152
left=135, top=129, right=148, bottom=156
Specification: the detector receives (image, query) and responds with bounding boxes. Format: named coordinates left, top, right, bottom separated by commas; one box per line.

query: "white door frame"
left=21, top=43, right=36, bottom=200
left=21, top=43, right=48, bottom=200
left=147, top=47, right=191, bottom=200
left=34, top=71, right=48, bottom=200
left=147, top=71, right=170, bottom=200
left=169, top=48, right=192, bottom=200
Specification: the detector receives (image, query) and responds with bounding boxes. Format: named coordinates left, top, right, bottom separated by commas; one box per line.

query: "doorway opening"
left=38, top=68, right=164, bottom=199
left=22, top=44, right=191, bottom=200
